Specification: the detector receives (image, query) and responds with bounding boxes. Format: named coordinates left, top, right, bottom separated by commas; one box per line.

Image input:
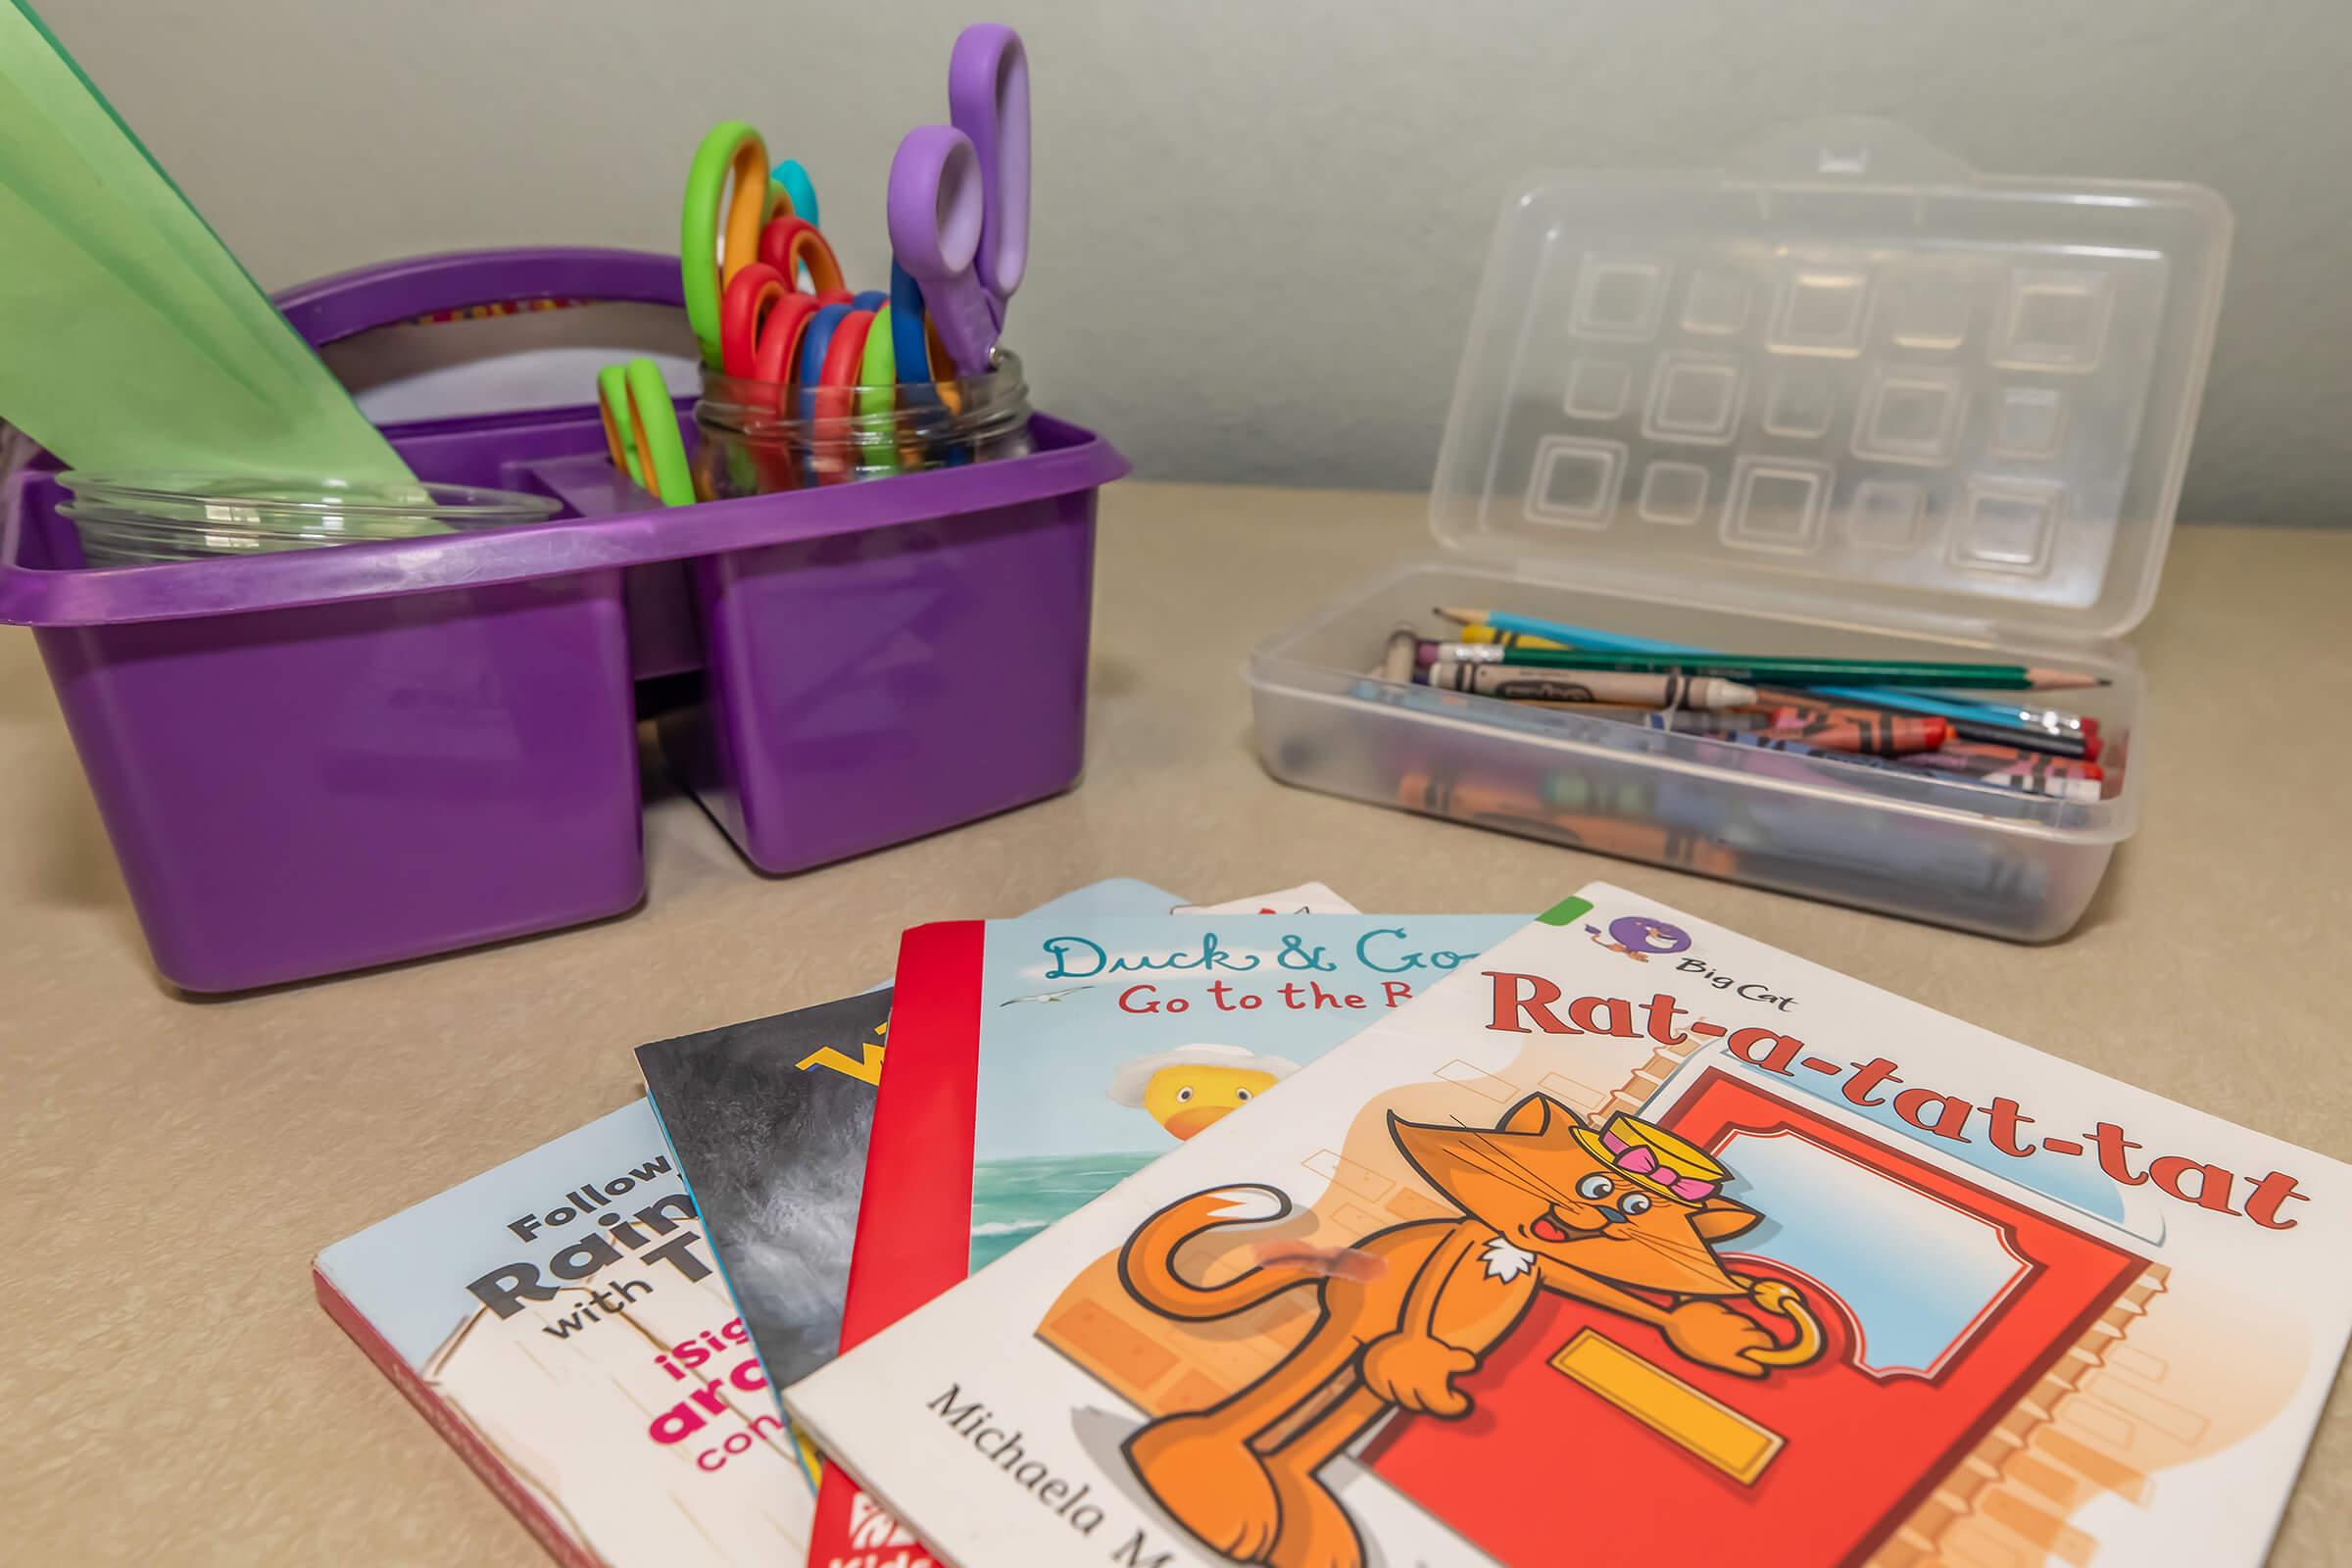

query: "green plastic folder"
left=0, top=0, right=411, bottom=480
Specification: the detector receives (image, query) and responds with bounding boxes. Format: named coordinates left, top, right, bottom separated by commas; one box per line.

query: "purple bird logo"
left=1586, top=914, right=1692, bottom=962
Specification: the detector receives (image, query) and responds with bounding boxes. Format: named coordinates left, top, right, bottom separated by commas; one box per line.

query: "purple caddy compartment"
left=1, top=248, right=1125, bottom=990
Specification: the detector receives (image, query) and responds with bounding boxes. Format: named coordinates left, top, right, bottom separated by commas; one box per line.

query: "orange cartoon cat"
left=1116, top=1093, right=1822, bottom=1568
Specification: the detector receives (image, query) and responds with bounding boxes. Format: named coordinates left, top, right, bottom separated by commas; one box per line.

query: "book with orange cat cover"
left=785, top=882, right=2352, bottom=1568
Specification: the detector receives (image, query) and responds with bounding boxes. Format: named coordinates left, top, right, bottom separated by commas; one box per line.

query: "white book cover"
left=786, top=883, right=2352, bottom=1568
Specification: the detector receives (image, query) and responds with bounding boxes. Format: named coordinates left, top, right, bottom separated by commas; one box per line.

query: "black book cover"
left=637, top=988, right=894, bottom=1404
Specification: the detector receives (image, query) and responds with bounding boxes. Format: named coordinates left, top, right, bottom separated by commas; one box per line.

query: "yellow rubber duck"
left=1107, top=1044, right=1301, bottom=1141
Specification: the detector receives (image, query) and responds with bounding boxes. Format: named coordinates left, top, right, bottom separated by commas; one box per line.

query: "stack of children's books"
left=318, top=877, right=2352, bottom=1567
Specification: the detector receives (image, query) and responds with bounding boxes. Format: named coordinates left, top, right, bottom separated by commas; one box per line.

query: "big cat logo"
left=1585, top=914, right=1693, bottom=962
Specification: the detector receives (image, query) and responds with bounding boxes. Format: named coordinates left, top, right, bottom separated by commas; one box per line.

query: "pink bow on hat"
left=1600, top=1126, right=1720, bottom=1202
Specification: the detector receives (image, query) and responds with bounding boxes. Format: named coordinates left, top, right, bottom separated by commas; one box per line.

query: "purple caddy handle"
left=273, top=247, right=687, bottom=348
left=1, top=243, right=1129, bottom=630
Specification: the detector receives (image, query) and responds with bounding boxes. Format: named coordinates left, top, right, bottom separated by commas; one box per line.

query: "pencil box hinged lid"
left=1429, top=119, right=2231, bottom=645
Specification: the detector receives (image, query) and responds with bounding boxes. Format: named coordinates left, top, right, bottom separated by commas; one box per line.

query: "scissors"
left=890, top=259, right=966, bottom=420
left=815, top=309, right=877, bottom=407
left=757, top=216, right=847, bottom=298
left=718, top=263, right=824, bottom=390
left=887, top=24, right=1028, bottom=374
left=681, top=122, right=778, bottom=368
left=597, top=359, right=695, bottom=506
left=771, top=159, right=819, bottom=228
left=857, top=303, right=902, bottom=476
left=810, top=309, right=878, bottom=481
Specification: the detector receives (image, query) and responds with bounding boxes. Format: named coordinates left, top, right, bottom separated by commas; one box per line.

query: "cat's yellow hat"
left=1571, top=1113, right=1730, bottom=1204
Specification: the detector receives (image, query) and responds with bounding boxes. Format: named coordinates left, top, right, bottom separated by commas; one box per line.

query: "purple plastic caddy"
left=0, top=249, right=1125, bottom=993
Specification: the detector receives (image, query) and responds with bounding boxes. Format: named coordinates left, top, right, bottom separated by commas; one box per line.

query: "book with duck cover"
left=805, top=909, right=1524, bottom=1567
left=787, top=884, right=2352, bottom=1568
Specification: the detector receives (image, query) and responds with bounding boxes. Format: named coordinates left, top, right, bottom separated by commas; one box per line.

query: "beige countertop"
left=2, top=482, right=2346, bottom=1563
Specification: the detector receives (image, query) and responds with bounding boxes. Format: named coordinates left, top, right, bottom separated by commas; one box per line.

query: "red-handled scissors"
left=758, top=217, right=847, bottom=298
left=719, top=263, right=825, bottom=390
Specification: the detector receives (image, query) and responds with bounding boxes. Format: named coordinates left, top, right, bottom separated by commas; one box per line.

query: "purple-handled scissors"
left=887, top=24, right=1029, bottom=374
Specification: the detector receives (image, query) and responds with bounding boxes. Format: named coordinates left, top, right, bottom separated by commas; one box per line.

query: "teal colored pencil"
left=1435, top=608, right=2092, bottom=737
left=1422, top=643, right=2098, bottom=691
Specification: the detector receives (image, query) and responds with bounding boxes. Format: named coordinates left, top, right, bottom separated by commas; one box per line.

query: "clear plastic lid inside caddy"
left=1433, top=120, right=2230, bottom=642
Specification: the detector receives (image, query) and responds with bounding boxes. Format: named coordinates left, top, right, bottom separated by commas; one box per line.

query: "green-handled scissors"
left=682, top=122, right=778, bottom=368
left=598, top=359, right=694, bottom=506
left=857, top=303, right=901, bottom=476
left=684, top=127, right=835, bottom=365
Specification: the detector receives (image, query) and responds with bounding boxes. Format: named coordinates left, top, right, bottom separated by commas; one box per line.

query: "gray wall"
left=45, top=0, right=2347, bottom=524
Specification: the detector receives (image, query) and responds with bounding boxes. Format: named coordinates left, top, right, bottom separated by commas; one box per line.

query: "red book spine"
left=802, top=920, right=987, bottom=1568
left=312, top=1265, right=602, bottom=1568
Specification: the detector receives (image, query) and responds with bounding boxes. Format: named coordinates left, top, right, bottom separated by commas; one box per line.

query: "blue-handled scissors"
left=797, top=302, right=853, bottom=417
left=886, top=24, right=1028, bottom=374
left=771, top=159, right=819, bottom=227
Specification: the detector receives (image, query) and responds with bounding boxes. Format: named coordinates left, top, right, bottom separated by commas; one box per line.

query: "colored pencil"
left=1423, top=661, right=1758, bottom=710
left=1455, top=624, right=2101, bottom=743
left=1759, top=690, right=2099, bottom=761
left=1936, top=739, right=2102, bottom=779
left=1902, top=749, right=2103, bottom=784
left=1416, top=642, right=2099, bottom=691
left=1699, top=730, right=2105, bottom=804
left=1437, top=608, right=2098, bottom=737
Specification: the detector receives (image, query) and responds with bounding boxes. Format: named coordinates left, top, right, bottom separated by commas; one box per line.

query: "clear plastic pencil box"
left=1250, top=121, right=2230, bottom=941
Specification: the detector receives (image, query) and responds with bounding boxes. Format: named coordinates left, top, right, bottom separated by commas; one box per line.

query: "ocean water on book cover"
left=787, top=883, right=2352, bottom=1568
left=959, top=912, right=1527, bottom=1268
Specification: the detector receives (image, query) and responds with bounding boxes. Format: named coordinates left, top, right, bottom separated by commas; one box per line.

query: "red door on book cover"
left=1364, top=1068, right=2146, bottom=1566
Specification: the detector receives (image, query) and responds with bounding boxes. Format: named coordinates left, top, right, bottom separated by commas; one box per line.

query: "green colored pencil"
left=1419, top=642, right=2101, bottom=692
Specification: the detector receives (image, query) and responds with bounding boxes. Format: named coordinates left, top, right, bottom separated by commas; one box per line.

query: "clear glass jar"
left=692, top=351, right=1035, bottom=499
left=59, top=473, right=560, bottom=566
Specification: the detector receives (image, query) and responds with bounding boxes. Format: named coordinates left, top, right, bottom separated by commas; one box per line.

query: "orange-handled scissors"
left=682, top=122, right=782, bottom=367
left=597, top=359, right=694, bottom=505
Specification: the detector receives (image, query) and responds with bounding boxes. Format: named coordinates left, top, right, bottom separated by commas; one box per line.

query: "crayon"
left=1439, top=606, right=2096, bottom=738
left=1424, top=660, right=1758, bottom=710
left=1379, top=626, right=1418, bottom=684
left=1542, top=771, right=1659, bottom=816
left=1396, top=770, right=1744, bottom=877
left=1920, top=768, right=2103, bottom=803
left=1761, top=711, right=1951, bottom=756
left=1458, top=623, right=2104, bottom=745
left=1704, top=731, right=2105, bottom=803
left=1901, top=752, right=2104, bottom=787
left=1526, top=702, right=1799, bottom=734
left=1760, top=689, right=2098, bottom=760
left=1900, top=756, right=2104, bottom=790
left=1418, top=642, right=2097, bottom=691
left=1933, top=740, right=2105, bottom=781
